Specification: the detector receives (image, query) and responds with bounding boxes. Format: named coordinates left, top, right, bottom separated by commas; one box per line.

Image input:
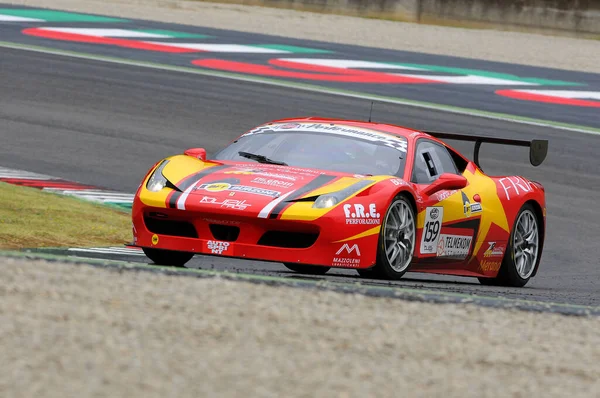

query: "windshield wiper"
left=238, top=151, right=287, bottom=166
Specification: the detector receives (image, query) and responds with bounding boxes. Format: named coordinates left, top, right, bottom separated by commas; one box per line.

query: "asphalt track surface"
left=3, top=46, right=600, bottom=309
left=0, top=3, right=599, bottom=130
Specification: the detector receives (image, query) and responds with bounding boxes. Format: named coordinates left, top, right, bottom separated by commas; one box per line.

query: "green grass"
left=0, top=182, right=132, bottom=249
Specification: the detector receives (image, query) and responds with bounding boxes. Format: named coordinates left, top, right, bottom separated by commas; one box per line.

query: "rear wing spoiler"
left=423, top=131, right=548, bottom=169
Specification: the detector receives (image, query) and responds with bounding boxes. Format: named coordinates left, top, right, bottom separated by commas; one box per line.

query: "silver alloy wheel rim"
left=384, top=199, right=415, bottom=273
left=513, top=209, right=539, bottom=279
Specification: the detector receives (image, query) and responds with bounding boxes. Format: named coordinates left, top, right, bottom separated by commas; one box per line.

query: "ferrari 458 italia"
left=132, top=117, right=548, bottom=287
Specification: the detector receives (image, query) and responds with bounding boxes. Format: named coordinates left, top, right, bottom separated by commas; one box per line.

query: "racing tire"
left=369, top=194, right=416, bottom=280
left=142, top=247, right=194, bottom=267
left=477, top=203, right=541, bottom=288
left=283, top=263, right=330, bottom=275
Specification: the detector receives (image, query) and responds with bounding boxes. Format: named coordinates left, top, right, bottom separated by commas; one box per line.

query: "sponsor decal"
left=434, top=189, right=458, bottom=202
left=471, top=203, right=482, bottom=213
left=498, top=176, right=532, bottom=200
left=333, top=243, right=361, bottom=267
left=228, top=165, right=317, bottom=177
left=200, top=196, right=251, bottom=210
left=201, top=182, right=231, bottom=192
left=229, top=185, right=280, bottom=197
left=484, top=242, right=505, bottom=258
left=336, top=243, right=361, bottom=256
left=203, top=218, right=241, bottom=225
left=343, top=203, right=381, bottom=225
left=420, top=206, right=443, bottom=254
left=279, top=123, right=301, bottom=129
left=259, top=172, right=298, bottom=181
left=332, top=258, right=361, bottom=267
left=436, top=234, right=473, bottom=259
left=225, top=170, right=254, bottom=175
left=244, top=123, right=408, bottom=152
left=461, top=191, right=482, bottom=217
left=251, top=177, right=293, bottom=188
left=480, top=259, right=502, bottom=272
left=270, top=166, right=322, bottom=175
left=196, top=183, right=280, bottom=198
left=151, top=234, right=159, bottom=245
left=207, top=240, right=230, bottom=254
left=228, top=168, right=299, bottom=181
left=390, top=178, right=406, bottom=186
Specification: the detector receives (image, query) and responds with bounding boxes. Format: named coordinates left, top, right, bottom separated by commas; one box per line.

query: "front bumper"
left=132, top=197, right=380, bottom=269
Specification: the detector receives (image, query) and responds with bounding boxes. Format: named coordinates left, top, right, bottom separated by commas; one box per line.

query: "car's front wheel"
left=142, top=247, right=194, bottom=267
left=478, top=203, right=541, bottom=287
left=283, top=263, right=330, bottom=275
left=360, top=195, right=416, bottom=280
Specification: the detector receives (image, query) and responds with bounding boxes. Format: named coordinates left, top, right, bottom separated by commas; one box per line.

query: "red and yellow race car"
left=132, top=117, right=548, bottom=287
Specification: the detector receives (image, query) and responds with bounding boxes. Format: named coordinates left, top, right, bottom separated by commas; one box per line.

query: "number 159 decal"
left=420, top=206, right=443, bottom=255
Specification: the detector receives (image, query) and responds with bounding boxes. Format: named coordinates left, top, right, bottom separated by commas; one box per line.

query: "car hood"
left=158, top=157, right=382, bottom=216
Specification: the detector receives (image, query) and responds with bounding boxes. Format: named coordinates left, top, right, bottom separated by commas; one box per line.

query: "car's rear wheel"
left=478, top=203, right=541, bottom=287
left=359, top=195, right=416, bottom=280
left=283, top=263, right=330, bottom=275
left=142, top=247, right=194, bottom=267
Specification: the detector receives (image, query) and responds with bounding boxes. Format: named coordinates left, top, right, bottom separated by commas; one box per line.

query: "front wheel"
left=142, top=247, right=194, bottom=267
left=368, top=195, right=416, bottom=280
left=283, top=263, right=330, bottom=275
left=478, top=203, right=541, bottom=287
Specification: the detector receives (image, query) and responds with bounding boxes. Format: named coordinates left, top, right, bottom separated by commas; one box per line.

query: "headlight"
left=313, top=195, right=339, bottom=209
left=310, top=180, right=374, bottom=209
left=146, top=160, right=170, bottom=192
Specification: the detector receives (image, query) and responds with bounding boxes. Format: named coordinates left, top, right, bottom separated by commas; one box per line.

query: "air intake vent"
left=258, top=231, right=318, bottom=248
left=209, top=224, right=240, bottom=242
left=144, top=217, right=198, bottom=238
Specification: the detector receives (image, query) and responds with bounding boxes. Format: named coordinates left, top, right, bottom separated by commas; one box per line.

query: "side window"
left=447, top=146, right=469, bottom=173
left=411, top=140, right=459, bottom=184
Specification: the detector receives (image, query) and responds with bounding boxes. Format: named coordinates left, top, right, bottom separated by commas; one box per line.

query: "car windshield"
left=213, top=123, right=408, bottom=176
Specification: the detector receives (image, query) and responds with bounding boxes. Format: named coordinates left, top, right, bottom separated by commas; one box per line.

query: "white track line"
left=68, top=247, right=144, bottom=255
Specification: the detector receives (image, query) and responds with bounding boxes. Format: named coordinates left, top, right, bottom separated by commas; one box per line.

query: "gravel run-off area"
left=1, top=257, right=600, bottom=398
left=5, top=0, right=600, bottom=73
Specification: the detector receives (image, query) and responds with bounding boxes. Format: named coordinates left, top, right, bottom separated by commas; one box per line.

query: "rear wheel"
left=478, top=203, right=540, bottom=287
left=284, top=263, right=330, bottom=275
left=358, top=195, right=416, bottom=280
left=142, top=247, right=194, bottom=267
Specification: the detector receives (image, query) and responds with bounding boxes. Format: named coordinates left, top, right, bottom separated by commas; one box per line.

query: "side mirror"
left=184, top=148, right=207, bottom=161
left=422, top=173, right=467, bottom=196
